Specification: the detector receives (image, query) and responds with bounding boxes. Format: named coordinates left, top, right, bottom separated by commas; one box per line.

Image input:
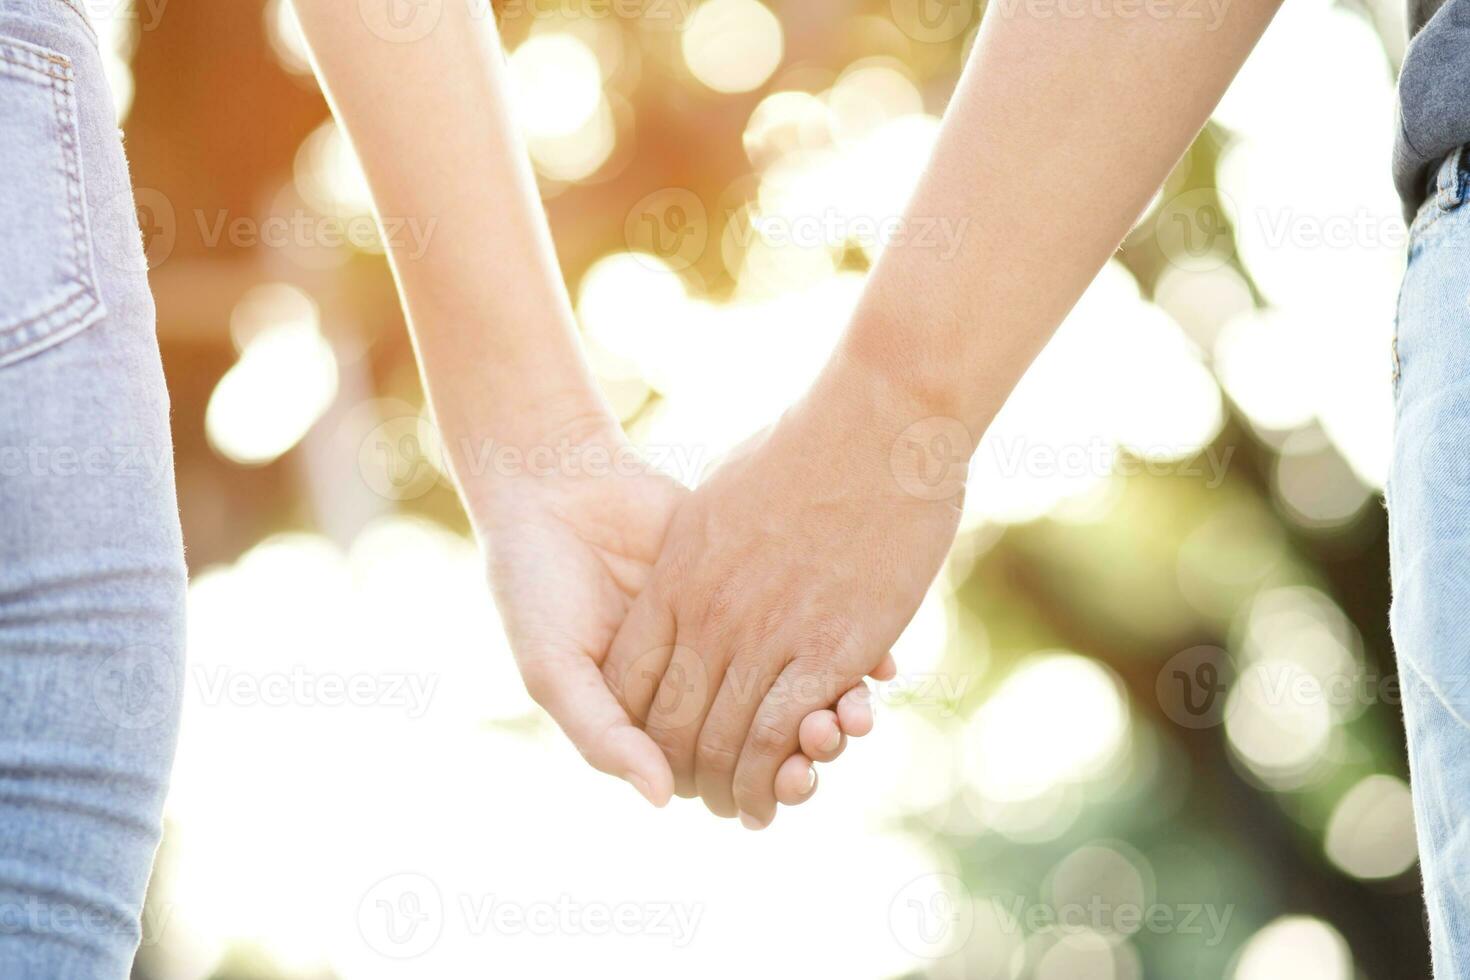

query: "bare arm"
left=287, top=1, right=867, bottom=808
left=839, top=0, right=1283, bottom=431
left=608, top=0, right=1285, bottom=828
left=288, top=1, right=600, bottom=464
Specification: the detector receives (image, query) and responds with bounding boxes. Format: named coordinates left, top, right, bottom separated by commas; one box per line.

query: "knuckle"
left=700, top=580, right=739, bottom=630
left=695, top=735, right=741, bottom=774
left=748, top=720, right=788, bottom=757
left=750, top=605, right=787, bottom=648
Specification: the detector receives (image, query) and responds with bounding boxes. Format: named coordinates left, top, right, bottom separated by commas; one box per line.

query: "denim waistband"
left=0, top=0, right=98, bottom=46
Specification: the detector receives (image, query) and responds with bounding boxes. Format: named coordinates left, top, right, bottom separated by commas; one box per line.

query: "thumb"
left=520, top=652, right=675, bottom=807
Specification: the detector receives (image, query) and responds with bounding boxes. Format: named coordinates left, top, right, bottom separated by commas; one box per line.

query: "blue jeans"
left=1390, top=143, right=1470, bottom=978
left=0, top=1, right=185, bottom=976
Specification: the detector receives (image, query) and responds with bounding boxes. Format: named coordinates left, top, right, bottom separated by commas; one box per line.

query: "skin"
left=291, top=0, right=1284, bottom=825
left=610, top=0, right=1286, bottom=827
left=287, top=0, right=873, bottom=808
left=602, top=369, right=959, bottom=822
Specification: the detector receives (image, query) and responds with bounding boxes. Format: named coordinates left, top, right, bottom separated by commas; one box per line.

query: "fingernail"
left=804, top=766, right=817, bottom=793
left=820, top=727, right=842, bottom=753
left=628, top=773, right=658, bottom=807
left=738, top=810, right=766, bottom=831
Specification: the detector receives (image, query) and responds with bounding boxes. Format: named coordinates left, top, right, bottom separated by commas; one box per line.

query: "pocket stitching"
left=0, top=37, right=104, bottom=362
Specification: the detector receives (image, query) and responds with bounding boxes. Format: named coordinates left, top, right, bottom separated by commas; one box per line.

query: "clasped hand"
left=474, top=361, right=965, bottom=828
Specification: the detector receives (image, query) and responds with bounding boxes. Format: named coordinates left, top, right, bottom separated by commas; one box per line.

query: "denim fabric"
left=1389, top=145, right=1470, bottom=979
left=1394, top=0, right=1470, bottom=218
left=0, top=0, right=186, bottom=977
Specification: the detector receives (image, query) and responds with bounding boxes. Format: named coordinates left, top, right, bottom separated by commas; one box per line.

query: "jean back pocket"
left=0, top=35, right=104, bottom=368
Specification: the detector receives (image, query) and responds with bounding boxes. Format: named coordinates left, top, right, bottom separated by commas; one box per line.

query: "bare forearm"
left=835, top=0, right=1281, bottom=436
left=289, top=2, right=603, bottom=459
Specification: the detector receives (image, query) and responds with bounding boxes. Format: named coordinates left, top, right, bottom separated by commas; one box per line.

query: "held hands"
left=464, top=408, right=884, bottom=812
left=602, top=358, right=968, bottom=828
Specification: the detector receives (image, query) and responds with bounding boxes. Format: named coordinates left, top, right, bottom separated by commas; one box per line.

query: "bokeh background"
left=90, top=0, right=1421, bottom=976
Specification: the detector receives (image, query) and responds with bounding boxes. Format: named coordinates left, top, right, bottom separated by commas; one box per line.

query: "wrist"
left=830, top=307, right=994, bottom=436
left=788, top=340, right=979, bottom=508
left=438, top=387, right=624, bottom=522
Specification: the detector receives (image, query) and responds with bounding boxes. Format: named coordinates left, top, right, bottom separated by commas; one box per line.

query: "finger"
left=694, top=654, right=785, bottom=817
left=837, top=680, right=875, bottom=737
left=733, top=658, right=863, bottom=830
left=644, top=639, right=720, bottom=799
left=869, top=653, right=898, bottom=682
left=774, top=753, right=818, bottom=806
left=798, top=709, right=845, bottom=763
left=521, top=653, right=674, bottom=807
left=602, top=587, right=677, bottom=724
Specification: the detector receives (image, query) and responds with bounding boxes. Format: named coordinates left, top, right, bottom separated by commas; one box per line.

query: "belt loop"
left=1437, top=145, right=1466, bottom=211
